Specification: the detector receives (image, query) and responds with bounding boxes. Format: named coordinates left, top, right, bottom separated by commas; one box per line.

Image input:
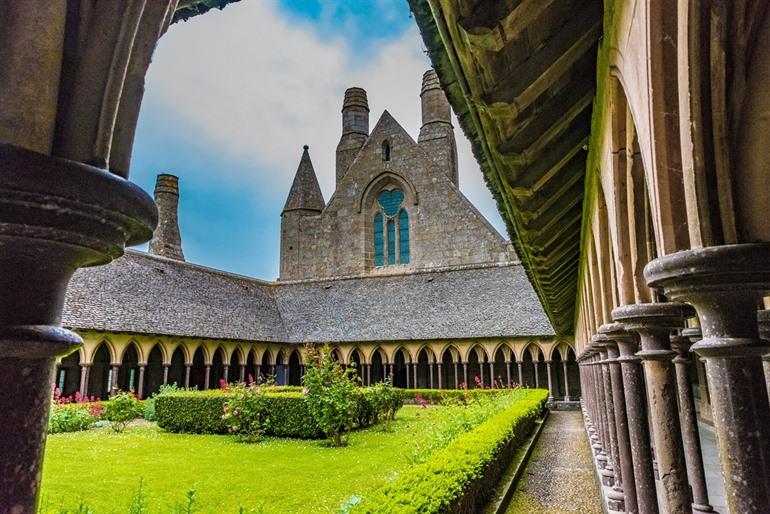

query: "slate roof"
left=63, top=250, right=554, bottom=342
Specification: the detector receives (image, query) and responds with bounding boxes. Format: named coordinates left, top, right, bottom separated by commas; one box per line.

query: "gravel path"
left=505, top=410, right=602, bottom=514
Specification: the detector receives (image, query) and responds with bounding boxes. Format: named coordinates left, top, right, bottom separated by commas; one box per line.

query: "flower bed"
left=352, top=388, right=548, bottom=514
left=400, top=388, right=508, bottom=405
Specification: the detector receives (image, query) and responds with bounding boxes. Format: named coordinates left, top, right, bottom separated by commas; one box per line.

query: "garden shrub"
left=104, top=390, right=143, bottom=432
left=144, top=383, right=186, bottom=421
left=48, top=405, right=94, bottom=434
left=222, top=383, right=270, bottom=442
left=303, top=345, right=360, bottom=446
left=400, top=388, right=506, bottom=405
left=353, top=389, right=548, bottom=514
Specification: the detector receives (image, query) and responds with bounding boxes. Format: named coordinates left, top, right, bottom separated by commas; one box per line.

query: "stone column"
left=282, top=365, right=288, bottom=386
left=590, top=338, right=621, bottom=497
left=406, top=364, right=411, bottom=389
left=365, top=364, right=371, bottom=386
left=239, top=365, right=245, bottom=383
left=162, top=364, right=170, bottom=386
left=204, top=365, right=211, bottom=390
left=672, top=332, right=715, bottom=514
left=453, top=362, right=459, bottom=389
left=429, top=363, right=434, bottom=389
left=562, top=360, right=570, bottom=401
left=479, top=361, right=485, bottom=388
left=79, top=365, right=90, bottom=397
left=758, top=310, right=770, bottom=399
left=184, top=364, right=191, bottom=388
left=545, top=361, right=554, bottom=401
left=533, top=361, right=539, bottom=388
left=488, top=362, right=495, bottom=388
left=505, top=361, right=512, bottom=388
left=110, top=365, right=119, bottom=396
left=517, top=361, right=523, bottom=385
left=462, top=362, right=468, bottom=388
left=413, top=363, right=417, bottom=388
left=137, top=365, right=145, bottom=399
left=255, top=364, right=262, bottom=381
left=646, top=244, right=770, bottom=513
left=598, top=325, right=639, bottom=514
left=613, top=302, right=693, bottom=514
left=223, top=365, right=230, bottom=384
left=437, top=363, right=443, bottom=389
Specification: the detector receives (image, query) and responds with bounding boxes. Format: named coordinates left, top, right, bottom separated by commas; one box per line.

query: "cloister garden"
left=39, top=346, right=549, bottom=513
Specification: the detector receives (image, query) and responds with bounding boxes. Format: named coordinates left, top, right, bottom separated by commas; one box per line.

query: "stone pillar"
left=488, top=362, right=495, bottom=388
left=223, top=365, right=230, bottom=384
left=413, top=363, right=418, bottom=389
left=204, top=365, right=211, bottom=390
left=613, top=302, right=693, bottom=514
left=479, top=361, right=485, bottom=388
left=591, top=338, right=621, bottom=497
left=646, top=244, right=770, bottom=513
left=184, top=364, right=191, bottom=388
left=517, top=361, right=523, bottom=385
left=545, top=361, right=554, bottom=401
left=533, top=361, right=540, bottom=388
left=562, top=361, right=570, bottom=401
left=406, top=364, right=411, bottom=389
left=758, top=310, right=770, bottom=400
left=110, top=365, right=119, bottom=396
left=137, top=365, right=145, bottom=399
left=162, top=364, right=170, bottom=386
left=453, top=362, right=458, bottom=389
left=429, top=363, right=434, bottom=389
left=282, top=365, right=288, bottom=386
left=505, top=361, right=512, bottom=388
left=672, top=332, right=715, bottom=514
left=255, top=364, right=262, bottom=381
left=462, top=362, right=468, bottom=388
left=597, top=326, right=639, bottom=514
left=365, top=364, right=371, bottom=386
left=437, top=363, right=443, bottom=389
left=79, top=365, right=89, bottom=397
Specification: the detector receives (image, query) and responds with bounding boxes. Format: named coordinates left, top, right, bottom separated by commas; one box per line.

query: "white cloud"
left=142, top=0, right=507, bottom=235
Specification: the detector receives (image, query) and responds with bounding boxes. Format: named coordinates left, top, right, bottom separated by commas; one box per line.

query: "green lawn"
left=40, top=406, right=435, bottom=514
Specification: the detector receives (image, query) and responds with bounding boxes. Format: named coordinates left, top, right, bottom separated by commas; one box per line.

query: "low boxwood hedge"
left=155, top=392, right=323, bottom=438
left=155, top=387, right=404, bottom=439
left=400, top=388, right=507, bottom=404
left=352, top=389, right=548, bottom=514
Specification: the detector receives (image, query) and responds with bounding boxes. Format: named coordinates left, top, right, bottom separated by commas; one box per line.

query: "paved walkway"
left=506, top=410, right=602, bottom=514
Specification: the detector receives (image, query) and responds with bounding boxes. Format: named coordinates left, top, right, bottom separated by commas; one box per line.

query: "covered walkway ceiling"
left=409, top=0, right=602, bottom=334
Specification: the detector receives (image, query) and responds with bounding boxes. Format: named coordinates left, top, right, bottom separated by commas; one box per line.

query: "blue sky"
left=129, top=0, right=505, bottom=280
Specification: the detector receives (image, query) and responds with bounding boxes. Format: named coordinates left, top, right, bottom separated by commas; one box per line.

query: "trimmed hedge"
left=352, top=389, right=548, bottom=514
left=155, top=387, right=403, bottom=439
left=156, top=392, right=323, bottom=438
left=400, top=389, right=507, bottom=404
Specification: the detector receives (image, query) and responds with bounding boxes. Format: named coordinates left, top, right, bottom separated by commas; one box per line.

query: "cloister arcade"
left=55, top=333, right=578, bottom=401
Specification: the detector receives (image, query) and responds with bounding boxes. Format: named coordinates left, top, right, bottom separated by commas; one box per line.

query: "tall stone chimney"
left=418, top=69, right=458, bottom=185
left=336, top=87, right=369, bottom=185
left=148, top=174, right=185, bottom=261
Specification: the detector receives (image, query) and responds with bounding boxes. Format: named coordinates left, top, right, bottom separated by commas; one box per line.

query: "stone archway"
left=393, top=348, right=408, bottom=388
left=88, top=343, right=112, bottom=400
left=144, top=344, right=164, bottom=397
left=441, top=347, right=457, bottom=389
left=370, top=348, right=385, bottom=384
left=288, top=350, right=302, bottom=386
left=349, top=349, right=363, bottom=384
left=168, top=346, right=185, bottom=387
left=56, top=350, right=81, bottom=397
left=117, top=344, right=139, bottom=394
left=190, top=347, right=207, bottom=390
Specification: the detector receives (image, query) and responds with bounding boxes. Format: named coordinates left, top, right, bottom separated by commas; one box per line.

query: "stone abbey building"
left=57, top=71, right=576, bottom=402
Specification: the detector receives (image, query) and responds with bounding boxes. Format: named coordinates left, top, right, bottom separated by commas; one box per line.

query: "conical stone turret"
left=282, top=145, right=325, bottom=214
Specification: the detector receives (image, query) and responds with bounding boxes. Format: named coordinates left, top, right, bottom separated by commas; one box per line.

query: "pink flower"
left=302, top=388, right=309, bottom=395
left=231, top=425, right=238, bottom=432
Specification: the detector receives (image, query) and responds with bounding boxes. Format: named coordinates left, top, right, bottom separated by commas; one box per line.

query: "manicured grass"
left=39, top=406, right=435, bottom=514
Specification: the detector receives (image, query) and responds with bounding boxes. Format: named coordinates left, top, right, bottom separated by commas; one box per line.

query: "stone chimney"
left=148, top=174, right=185, bottom=261
left=336, top=87, right=369, bottom=185
left=418, top=69, right=458, bottom=185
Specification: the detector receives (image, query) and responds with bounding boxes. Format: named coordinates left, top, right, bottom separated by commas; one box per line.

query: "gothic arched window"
left=373, top=188, right=409, bottom=266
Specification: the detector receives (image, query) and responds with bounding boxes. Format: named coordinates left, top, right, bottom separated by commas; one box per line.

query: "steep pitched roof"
left=63, top=251, right=287, bottom=342
left=63, top=251, right=554, bottom=342
left=282, top=145, right=325, bottom=213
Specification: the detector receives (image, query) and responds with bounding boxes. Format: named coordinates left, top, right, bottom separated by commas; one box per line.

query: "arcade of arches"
left=55, top=334, right=579, bottom=401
